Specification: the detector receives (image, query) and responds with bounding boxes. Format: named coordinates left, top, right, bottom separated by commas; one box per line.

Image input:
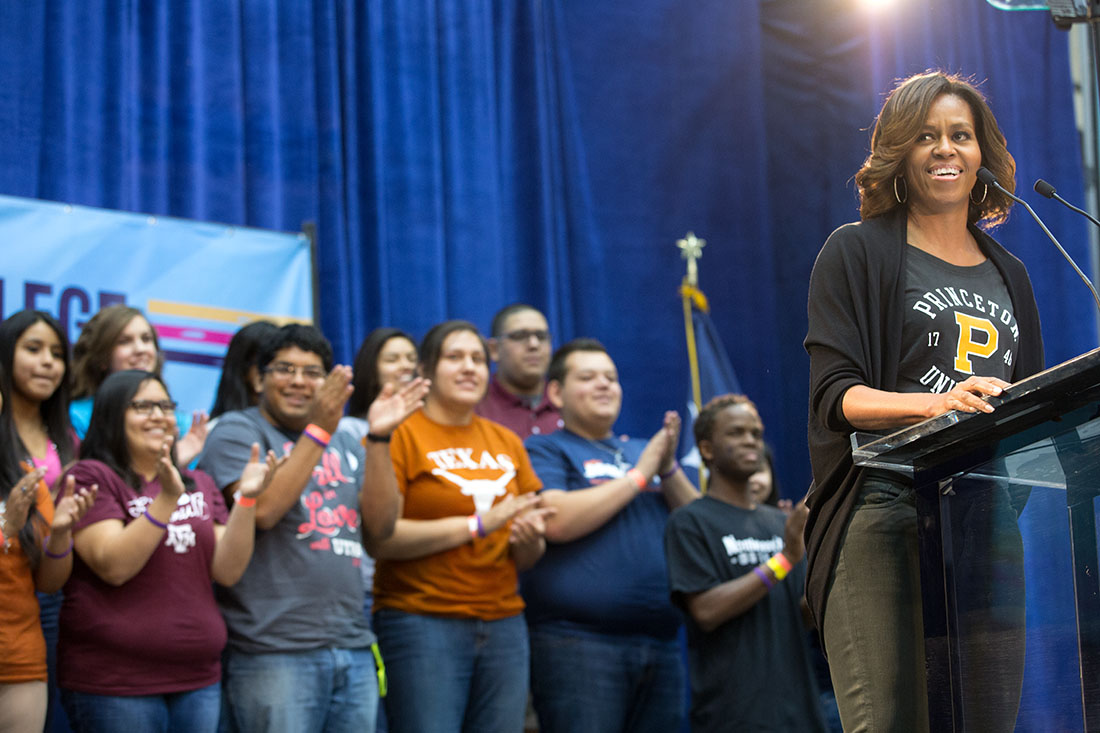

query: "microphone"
left=976, top=167, right=1100, bottom=314
left=1034, top=178, right=1100, bottom=230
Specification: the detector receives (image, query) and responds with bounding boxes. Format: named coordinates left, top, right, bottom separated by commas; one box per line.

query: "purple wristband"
left=43, top=538, right=73, bottom=559
left=753, top=566, right=774, bottom=590
left=143, top=511, right=169, bottom=530
left=658, top=461, right=681, bottom=481
left=476, top=514, right=486, bottom=538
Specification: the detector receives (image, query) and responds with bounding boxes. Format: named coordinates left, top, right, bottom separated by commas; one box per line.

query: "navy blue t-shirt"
left=521, top=429, right=682, bottom=639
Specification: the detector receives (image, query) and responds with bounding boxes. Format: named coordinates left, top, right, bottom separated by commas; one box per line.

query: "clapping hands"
left=236, top=443, right=284, bottom=499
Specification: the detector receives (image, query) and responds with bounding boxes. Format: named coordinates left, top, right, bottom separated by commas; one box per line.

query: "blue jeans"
left=373, top=609, right=528, bottom=733
left=221, top=647, right=378, bottom=733
left=61, top=682, right=220, bottom=733
left=529, top=625, right=684, bottom=733
left=37, top=589, right=71, bottom=733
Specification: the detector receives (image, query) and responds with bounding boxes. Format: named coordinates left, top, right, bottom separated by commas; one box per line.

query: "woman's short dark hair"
left=71, top=305, right=163, bottom=399
left=80, top=370, right=191, bottom=491
left=855, top=70, right=1015, bottom=227
left=210, top=321, right=280, bottom=418
left=0, top=310, right=75, bottom=566
left=348, top=328, right=416, bottom=418
left=418, top=321, right=487, bottom=382
left=256, top=324, right=333, bottom=374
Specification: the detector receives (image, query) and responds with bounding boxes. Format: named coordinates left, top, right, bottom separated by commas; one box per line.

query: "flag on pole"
left=675, top=232, right=741, bottom=491
left=678, top=283, right=742, bottom=490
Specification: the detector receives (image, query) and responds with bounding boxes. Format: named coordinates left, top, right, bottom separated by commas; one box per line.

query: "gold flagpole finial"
left=676, top=232, right=706, bottom=287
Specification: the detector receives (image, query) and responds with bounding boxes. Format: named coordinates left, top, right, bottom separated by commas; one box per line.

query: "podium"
left=853, top=346, right=1100, bottom=732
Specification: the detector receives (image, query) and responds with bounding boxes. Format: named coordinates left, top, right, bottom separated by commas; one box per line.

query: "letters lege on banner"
left=0, top=194, right=314, bottom=419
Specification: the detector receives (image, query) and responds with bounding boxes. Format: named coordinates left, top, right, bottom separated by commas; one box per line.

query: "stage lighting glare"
left=859, top=0, right=896, bottom=11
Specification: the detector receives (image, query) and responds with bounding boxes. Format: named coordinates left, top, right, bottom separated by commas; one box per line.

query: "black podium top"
left=851, top=347, right=1100, bottom=488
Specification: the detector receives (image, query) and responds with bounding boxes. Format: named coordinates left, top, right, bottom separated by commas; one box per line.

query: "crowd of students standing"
left=1, top=302, right=827, bottom=733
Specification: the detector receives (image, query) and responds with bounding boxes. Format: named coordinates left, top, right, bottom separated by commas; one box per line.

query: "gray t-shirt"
left=897, top=245, right=1017, bottom=394
left=198, top=407, right=375, bottom=653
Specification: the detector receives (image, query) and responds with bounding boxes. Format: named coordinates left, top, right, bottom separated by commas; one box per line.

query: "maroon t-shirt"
left=58, top=460, right=229, bottom=695
left=475, top=375, right=563, bottom=440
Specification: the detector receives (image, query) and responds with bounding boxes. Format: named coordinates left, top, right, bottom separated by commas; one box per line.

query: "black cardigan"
left=802, top=208, right=1045, bottom=641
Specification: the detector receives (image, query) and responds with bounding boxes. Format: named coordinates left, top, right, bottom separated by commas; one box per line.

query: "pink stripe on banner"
left=155, top=325, right=234, bottom=347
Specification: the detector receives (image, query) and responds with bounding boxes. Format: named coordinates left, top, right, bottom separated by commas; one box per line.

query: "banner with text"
left=0, top=194, right=314, bottom=419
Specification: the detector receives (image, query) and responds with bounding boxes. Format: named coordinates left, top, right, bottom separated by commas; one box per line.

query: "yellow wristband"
left=766, top=553, right=791, bottom=581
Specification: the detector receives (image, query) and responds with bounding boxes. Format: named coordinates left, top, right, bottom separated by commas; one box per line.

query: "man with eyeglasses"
left=476, top=303, right=563, bottom=439
left=198, top=324, right=426, bottom=732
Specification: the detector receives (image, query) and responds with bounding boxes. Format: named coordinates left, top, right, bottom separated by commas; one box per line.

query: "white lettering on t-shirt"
left=583, top=459, right=623, bottom=482
left=126, top=496, right=154, bottom=518
left=721, top=533, right=784, bottom=567
left=165, top=523, right=197, bottom=553
left=170, top=492, right=209, bottom=523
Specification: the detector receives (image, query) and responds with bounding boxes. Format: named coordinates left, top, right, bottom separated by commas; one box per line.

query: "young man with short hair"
left=476, top=304, right=562, bottom=438
left=199, top=324, right=426, bottom=732
left=664, top=394, right=824, bottom=732
left=521, top=338, right=697, bottom=732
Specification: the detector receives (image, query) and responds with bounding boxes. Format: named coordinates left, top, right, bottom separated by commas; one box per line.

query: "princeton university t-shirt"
left=897, top=245, right=1017, bottom=393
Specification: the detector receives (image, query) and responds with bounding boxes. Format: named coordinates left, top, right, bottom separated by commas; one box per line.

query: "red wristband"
left=234, top=491, right=257, bottom=508
left=303, top=424, right=331, bottom=448
left=626, top=468, right=647, bottom=490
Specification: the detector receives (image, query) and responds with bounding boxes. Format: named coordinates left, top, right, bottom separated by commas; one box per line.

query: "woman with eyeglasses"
left=57, top=370, right=277, bottom=732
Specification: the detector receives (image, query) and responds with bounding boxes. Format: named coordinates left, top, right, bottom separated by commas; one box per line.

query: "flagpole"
left=677, top=232, right=707, bottom=491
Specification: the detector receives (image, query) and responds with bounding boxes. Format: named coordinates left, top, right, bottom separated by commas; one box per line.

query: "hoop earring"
left=971, top=182, right=988, bottom=205
left=893, top=176, right=908, bottom=204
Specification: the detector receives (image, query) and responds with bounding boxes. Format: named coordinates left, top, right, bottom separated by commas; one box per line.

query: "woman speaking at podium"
left=804, top=71, right=1044, bottom=731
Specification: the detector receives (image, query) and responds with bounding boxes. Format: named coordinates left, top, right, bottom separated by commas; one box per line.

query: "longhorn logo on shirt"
left=431, top=468, right=516, bottom=514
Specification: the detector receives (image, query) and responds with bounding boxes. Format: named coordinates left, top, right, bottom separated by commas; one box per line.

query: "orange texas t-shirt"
left=0, top=482, right=54, bottom=683
left=374, top=410, right=542, bottom=620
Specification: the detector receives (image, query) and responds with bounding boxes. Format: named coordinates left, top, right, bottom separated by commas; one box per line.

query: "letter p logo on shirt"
left=954, top=313, right=998, bottom=374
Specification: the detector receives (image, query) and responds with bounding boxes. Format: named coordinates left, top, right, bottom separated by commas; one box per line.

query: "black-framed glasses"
left=503, top=329, right=550, bottom=343
left=265, top=362, right=327, bottom=381
left=129, top=400, right=177, bottom=416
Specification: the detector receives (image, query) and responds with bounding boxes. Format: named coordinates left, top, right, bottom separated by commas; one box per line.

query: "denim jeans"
left=221, top=647, right=378, bottom=733
left=373, top=609, right=528, bottom=733
left=528, top=625, right=684, bottom=733
left=61, top=681, right=220, bottom=733
left=37, top=589, right=70, bottom=733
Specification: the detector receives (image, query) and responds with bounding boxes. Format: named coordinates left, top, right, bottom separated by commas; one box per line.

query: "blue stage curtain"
left=0, top=1, right=1091, bottom=727
left=0, top=0, right=1092, bottom=496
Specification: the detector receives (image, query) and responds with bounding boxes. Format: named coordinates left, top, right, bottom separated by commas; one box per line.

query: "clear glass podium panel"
left=925, top=470, right=1085, bottom=731
left=851, top=348, right=1100, bottom=731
